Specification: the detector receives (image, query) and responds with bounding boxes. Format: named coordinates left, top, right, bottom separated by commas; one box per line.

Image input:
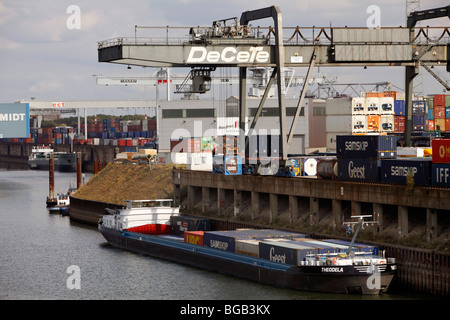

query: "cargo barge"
left=28, top=145, right=77, bottom=172
left=98, top=199, right=397, bottom=295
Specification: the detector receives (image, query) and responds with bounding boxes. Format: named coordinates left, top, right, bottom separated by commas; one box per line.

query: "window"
left=185, top=108, right=215, bottom=118
left=162, top=109, right=183, bottom=118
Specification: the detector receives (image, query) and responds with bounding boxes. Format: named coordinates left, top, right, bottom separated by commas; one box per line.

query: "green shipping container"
left=445, top=95, right=450, bottom=107
left=426, top=97, right=434, bottom=109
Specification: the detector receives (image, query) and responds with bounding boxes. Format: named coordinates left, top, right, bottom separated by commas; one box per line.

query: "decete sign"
left=0, top=103, right=30, bottom=138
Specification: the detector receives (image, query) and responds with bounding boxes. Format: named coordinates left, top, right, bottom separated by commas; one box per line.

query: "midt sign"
left=0, top=103, right=30, bottom=138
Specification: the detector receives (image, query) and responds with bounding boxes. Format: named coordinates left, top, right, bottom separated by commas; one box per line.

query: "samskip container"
left=380, top=158, right=432, bottom=186
left=336, top=135, right=397, bottom=159
left=432, top=163, right=450, bottom=188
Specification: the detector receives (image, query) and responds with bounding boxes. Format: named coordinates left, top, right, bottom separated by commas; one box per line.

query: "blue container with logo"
left=432, top=163, right=450, bottom=188
left=224, top=155, right=242, bottom=175
left=336, top=135, right=396, bottom=159
left=337, top=158, right=380, bottom=182
left=394, top=100, right=405, bottom=115
left=380, top=158, right=432, bottom=186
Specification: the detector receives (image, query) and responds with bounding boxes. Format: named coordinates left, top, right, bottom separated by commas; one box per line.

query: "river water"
left=0, top=167, right=418, bottom=301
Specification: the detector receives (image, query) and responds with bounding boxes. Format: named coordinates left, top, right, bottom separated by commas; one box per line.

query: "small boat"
left=48, top=193, right=70, bottom=215
left=98, top=203, right=397, bottom=295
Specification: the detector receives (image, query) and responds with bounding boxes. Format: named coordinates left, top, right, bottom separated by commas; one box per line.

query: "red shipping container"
left=428, top=120, right=435, bottom=131
left=184, top=231, right=204, bottom=246
left=432, top=139, right=450, bottom=163
left=435, top=106, right=445, bottom=119
left=434, top=94, right=446, bottom=106
left=446, top=119, right=450, bottom=132
left=394, top=115, right=405, bottom=132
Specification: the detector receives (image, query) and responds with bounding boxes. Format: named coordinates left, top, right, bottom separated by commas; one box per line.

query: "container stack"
left=427, top=94, right=450, bottom=132
left=336, top=135, right=397, bottom=182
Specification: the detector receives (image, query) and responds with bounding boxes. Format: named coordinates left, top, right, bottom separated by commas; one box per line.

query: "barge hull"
left=99, top=226, right=395, bottom=295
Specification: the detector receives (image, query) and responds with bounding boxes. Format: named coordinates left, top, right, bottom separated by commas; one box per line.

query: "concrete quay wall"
left=172, top=169, right=450, bottom=241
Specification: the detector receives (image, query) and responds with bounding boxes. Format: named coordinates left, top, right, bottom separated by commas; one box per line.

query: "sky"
left=0, top=0, right=449, bottom=104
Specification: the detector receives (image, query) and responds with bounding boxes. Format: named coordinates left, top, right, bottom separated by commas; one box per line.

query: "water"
left=0, top=167, right=416, bottom=301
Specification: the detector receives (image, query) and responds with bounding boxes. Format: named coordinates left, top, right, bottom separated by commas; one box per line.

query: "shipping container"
left=367, top=115, right=380, bottom=132
left=170, top=215, right=211, bottom=235
left=394, top=100, right=405, bottom=115
left=435, top=106, right=445, bottom=119
left=432, top=139, right=450, bottom=163
left=351, top=97, right=365, bottom=114
left=428, top=120, right=435, bottom=131
left=235, top=239, right=260, bottom=257
left=412, top=100, right=427, bottom=116
left=412, top=115, right=427, bottom=131
left=380, top=158, right=432, bottom=186
left=428, top=109, right=435, bottom=120
left=432, top=163, right=450, bottom=188
left=446, top=107, right=450, bottom=119
left=337, top=158, right=380, bottom=182
left=380, top=115, right=394, bottom=132
left=336, top=135, right=397, bottom=159
left=365, top=97, right=379, bottom=114
left=184, top=231, right=205, bottom=246
left=224, top=155, right=242, bottom=175
left=394, top=116, right=405, bottom=132
left=259, top=240, right=316, bottom=265
left=434, top=94, right=446, bottom=106
left=425, top=97, right=434, bottom=109
left=446, top=95, right=450, bottom=107
left=351, top=115, right=366, bottom=133
left=447, top=119, right=450, bottom=132
left=435, top=119, right=446, bottom=132
left=379, top=97, right=394, bottom=115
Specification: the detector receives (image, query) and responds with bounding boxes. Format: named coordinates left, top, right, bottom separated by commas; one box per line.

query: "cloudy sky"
left=0, top=0, right=448, bottom=103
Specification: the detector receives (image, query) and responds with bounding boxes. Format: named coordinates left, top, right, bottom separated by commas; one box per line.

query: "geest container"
left=337, top=158, right=380, bottom=182
left=170, top=215, right=211, bottom=236
left=380, top=158, right=432, bottom=186
left=259, top=240, right=315, bottom=265
left=336, top=135, right=397, bottom=159
left=432, top=163, right=450, bottom=188
left=432, top=139, right=450, bottom=163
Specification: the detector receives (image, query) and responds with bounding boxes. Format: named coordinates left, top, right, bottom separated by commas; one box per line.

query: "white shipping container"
left=235, top=239, right=260, bottom=257
left=93, top=138, right=100, bottom=145
left=352, top=97, right=366, bottom=115
left=380, top=115, right=394, bottom=132
left=187, top=153, right=213, bottom=171
left=352, top=115, right=367, bottom=133
left=365, top=97, right=380, bottom=114
left=326, top=115, right=352, bottom=132
left=379, top=97, right=395, bottom=115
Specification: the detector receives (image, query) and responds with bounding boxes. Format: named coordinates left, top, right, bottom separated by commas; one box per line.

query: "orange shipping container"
left=367, top=115, right=380, bottom=131
left=383, top=91, right=397, bottom=98
left=434, top=94, right=446, bottom=106
left=428, top=120, right=435, bottom=131
left=446, top=119, right=450, bottom=132
left=184, top=231, right=204, bottom=246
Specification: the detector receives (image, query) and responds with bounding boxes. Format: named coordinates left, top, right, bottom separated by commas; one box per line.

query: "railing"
left=97, top=26, right=450, bottom=49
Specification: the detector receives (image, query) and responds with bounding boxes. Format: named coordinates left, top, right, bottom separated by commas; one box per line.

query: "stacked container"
left=431, top=139, right=450, bottom=187
left=336, top=135, right=397, bottom=182
left=380, top=158, right=432, bottom=186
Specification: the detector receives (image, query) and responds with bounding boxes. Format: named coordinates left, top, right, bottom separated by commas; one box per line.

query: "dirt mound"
left=73, top=163, right=179, bottom=205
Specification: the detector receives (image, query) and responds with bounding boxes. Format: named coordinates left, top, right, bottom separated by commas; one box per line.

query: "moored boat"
left=28, top=145, right=76, bottom=172
left=48, top=193, right=70, bottom=214
left=98, top=203, right=396, bottom=295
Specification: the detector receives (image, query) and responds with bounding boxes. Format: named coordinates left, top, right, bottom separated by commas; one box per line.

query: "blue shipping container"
left=224, top=156, right=242, bottom=175
left=380, top=158, right=432, bottom=186
left=446, top=107, right=450, bottom=119
left=259, top=241, right=313, bottom=265
left=432, top=163, right=450, bottom=188
left=336, top=135, right=397, bottom=159
left=337, top=159, right=380, bottom=182
left=412, top=115, right=427, bottom=131
left=394, top=100, right=405, bottom=115
left=428, top=109, right=434, bottom=120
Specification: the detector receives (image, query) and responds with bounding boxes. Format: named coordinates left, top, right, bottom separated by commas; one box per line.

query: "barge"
left=28, top=145, right=76, bottom=172
left=98, top=199, right=397, bottom=295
